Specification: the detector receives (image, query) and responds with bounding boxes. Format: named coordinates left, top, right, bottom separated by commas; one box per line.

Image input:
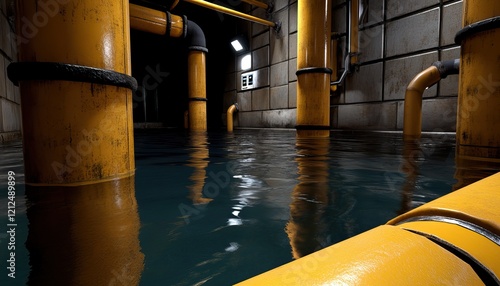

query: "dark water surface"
left=2, top=129, right=496, bottom=285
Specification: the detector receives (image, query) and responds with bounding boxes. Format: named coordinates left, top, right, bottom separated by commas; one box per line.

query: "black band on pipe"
left=189, top=97, right=207, bottom=101
left=455, top=16, right=500, bottom=44
left=7, top=62, right=138, bottom=91
left=432, top=59, right=460, bottom=79
left=182, top=15, right=188, bottom=38
left=295, top=125, right=330, bottom=130
left=166, top=11, right=172, bottom=36
left=296, top=67, right=333, bottom=76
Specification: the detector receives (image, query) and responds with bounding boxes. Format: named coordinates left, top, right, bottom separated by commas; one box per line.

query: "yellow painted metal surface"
left=388, top=172, right=500, bottom=236
left=25, top=177, right=144, bottom=284
left=227, top=104, right=238, bottom=132
left=235, top=225, right=482, bottom=285
left=330, top=38, right=337, bottom=92
left=188, top=51, right=207, bottom=131
left=296, top=0, right=332, bottom=138
left=184, top=0, right=276, bottom=27
left=403, top=66, right=441, bottom=140
left=17, top=1, right=131, bottom=73
left=398, top=220, right=500, bottom=278
left=456, top=0, right=500, bottom=159
left=16, top=0, right=134, bottom=185
left=350, top=0, right=359, bottom=65
left=129, top=4, right=184, bottom=37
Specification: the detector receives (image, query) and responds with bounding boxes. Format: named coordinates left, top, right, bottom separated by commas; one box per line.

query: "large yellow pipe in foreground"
left=10, top=0, right=134, bottom=185
left=455, top=0, right=500, bottom=160
left=236, top=172, right=500, bottom=285
left=296, top=0, right=332, bottom=138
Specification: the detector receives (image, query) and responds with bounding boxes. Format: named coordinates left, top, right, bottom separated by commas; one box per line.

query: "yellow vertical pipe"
left=296, top=0, right=332, bottom=138
left=188, top=51, right=207, bottom=131
left=330, top=38, right=338, bottom=92
left=16, top=0, right=134, bottom=185
left=456, top=1, right=500, bottom=160
left=350, top=0, right=359, bottom=65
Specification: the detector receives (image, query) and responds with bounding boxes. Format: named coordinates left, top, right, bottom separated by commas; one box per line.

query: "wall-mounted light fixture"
left=230, top=34, right=249, bottom=54
left=241, top=54, right=251, bottom=71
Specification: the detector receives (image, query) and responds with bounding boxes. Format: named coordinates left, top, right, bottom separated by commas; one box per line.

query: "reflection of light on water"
left=227, top=218, right=242, bottom=226
left=225, top=242, right=240, bottom=252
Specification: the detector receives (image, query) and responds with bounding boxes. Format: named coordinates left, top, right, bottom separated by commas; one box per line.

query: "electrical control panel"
left=241, top=71, right=257, bottom=90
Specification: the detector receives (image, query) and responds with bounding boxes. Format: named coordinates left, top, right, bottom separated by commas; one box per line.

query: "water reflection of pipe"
left=399, top=140, right=421, bottom=215
left=25, top=176, right=144, bottom=285
left=187, top=132, right=212, bottom=204
left=286, top=137, right=330, bottom=259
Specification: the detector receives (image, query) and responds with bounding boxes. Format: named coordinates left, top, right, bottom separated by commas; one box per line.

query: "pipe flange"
left=7, top=62, right=138, bottom=91
left=455, top=16, right=500, bottom=44
left=296, top=67, right=333, bottom=76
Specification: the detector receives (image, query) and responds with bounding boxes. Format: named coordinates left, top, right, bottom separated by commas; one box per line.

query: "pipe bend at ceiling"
left=184, top=18, right=208, bottom=53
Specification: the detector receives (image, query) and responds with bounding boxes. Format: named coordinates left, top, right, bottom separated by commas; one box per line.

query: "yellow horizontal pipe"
left=227, top=104, right=238, bottom=132
left=183, top=0, right=276, bottom=27
left=402, top=66, right=441, bottom=140
left=129, top=4, right=184, bottom=37
left=397, top=220, right=500, bottom=278
left=387, top=172, right=500, bottom=235
left=241, top=0, right=268, bottom=10
left=237, top=172, right=500, bottom=285
left=236, top=225, right=482, bottom=285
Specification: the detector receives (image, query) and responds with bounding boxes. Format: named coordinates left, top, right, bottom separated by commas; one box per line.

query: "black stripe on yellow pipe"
left=295, top=67, right=333, bottom=75
left=188, top=97, right=208, bottom=101
left=455, top=16, right=500, bottom=44
left=395, top=215, right=500, bottom=245
left=408, top=229, right=500, bottom=285
left=7, top=62, right=138, bottom=91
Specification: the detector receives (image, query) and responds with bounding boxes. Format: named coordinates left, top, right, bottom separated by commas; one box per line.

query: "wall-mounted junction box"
left=241, top=71, right=257, bottom=90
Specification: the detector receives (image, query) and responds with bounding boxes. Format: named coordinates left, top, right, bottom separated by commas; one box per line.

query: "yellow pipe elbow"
left=403, top=66, right=441, bottom=140
left=227, top=104, right=238, bottom=132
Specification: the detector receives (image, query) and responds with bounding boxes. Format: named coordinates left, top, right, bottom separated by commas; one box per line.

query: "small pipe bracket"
left=273, top=20, right=282, bottom=34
